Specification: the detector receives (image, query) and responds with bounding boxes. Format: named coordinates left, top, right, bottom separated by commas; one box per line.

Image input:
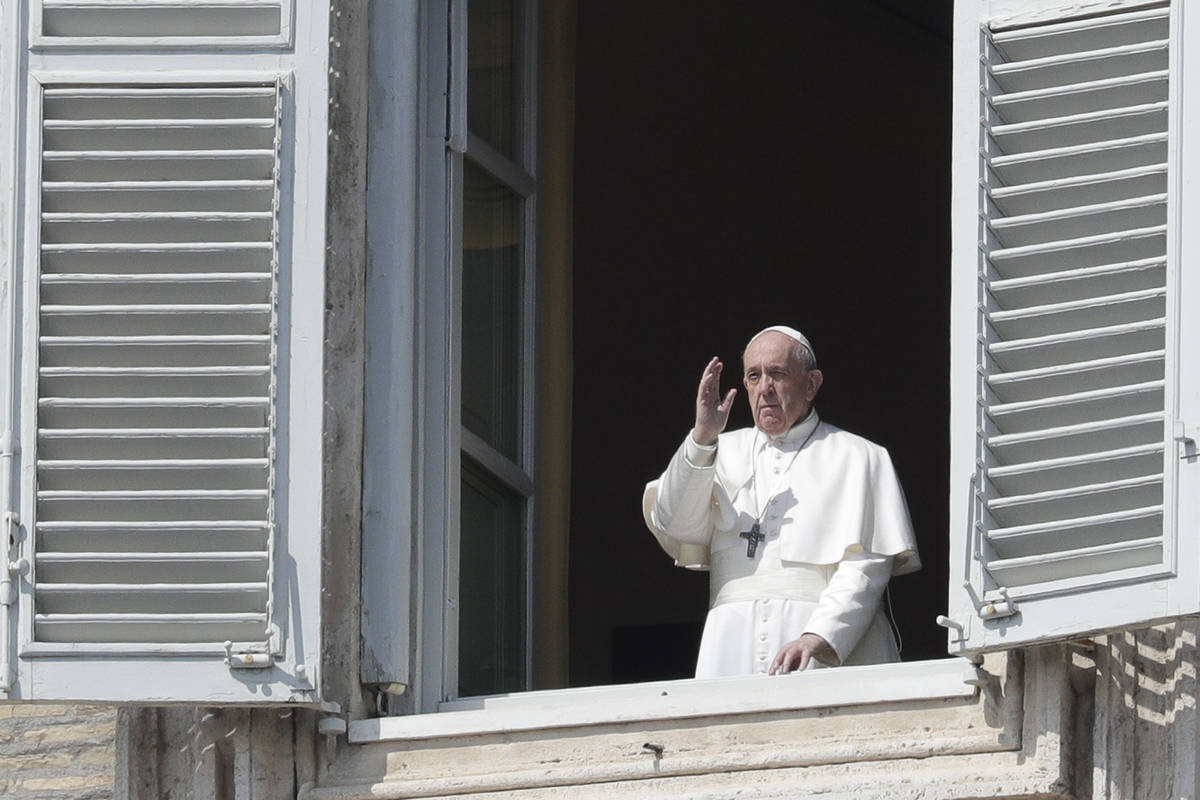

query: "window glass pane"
left=458, top=458, right=526, bottom=697
left=462, top=160, right=522, bottom=460
left=468, top=0, right=518, bottom=158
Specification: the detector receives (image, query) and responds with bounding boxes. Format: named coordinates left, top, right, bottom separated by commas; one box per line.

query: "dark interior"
left=569, top=0, right=954, bottom=686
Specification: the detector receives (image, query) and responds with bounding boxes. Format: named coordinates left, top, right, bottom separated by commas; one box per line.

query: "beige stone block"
left=13, top=703, right=73, bottom=718
left=5, top=744, right=114, bottom=770
left=22, top=720, right=114, bottom=745
left=20, top=775, right=111, bottom=792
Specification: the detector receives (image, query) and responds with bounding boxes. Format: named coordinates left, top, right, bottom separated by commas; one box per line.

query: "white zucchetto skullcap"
left=747, top=325, right=816, bottom=363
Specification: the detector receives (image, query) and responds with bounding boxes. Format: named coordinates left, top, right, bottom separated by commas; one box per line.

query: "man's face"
left=742, top=332, right=823, bottom=437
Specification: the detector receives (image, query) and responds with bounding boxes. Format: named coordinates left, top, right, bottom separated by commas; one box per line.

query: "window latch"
left=223, top=640, right=272, bottom=669
left=977, top=589, right=1018, bottom=621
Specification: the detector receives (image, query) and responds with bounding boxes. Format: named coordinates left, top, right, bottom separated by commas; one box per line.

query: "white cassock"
left=642, top=409, right=920, bottom=677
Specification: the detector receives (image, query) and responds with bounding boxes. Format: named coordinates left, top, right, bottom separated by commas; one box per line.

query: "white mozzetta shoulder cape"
left=643, top=416, right=921, bottom=575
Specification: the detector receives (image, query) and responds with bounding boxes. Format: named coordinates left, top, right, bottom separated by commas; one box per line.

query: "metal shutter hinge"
left=1174, top=421, right=1197, bottom=459
left=1, top=552, right=27, bottom=607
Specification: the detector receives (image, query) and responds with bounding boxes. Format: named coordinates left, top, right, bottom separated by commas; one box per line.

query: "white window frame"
left=361, top=0, right=538, bottom=711
left=441, top=0, right=539, bottom=705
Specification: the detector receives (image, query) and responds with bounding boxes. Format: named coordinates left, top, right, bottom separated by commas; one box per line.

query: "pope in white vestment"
left=642, top=326, right=921, bottom=677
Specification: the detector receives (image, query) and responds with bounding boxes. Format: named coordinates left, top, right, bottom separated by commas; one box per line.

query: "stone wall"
left=0, top=704, right=115, bottom=799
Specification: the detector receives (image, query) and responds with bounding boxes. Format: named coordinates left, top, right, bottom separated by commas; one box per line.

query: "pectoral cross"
left=739, top=524, right=765, bottom=558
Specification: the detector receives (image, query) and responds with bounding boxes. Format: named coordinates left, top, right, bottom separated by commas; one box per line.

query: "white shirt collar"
left=758, top=408, right=820, bottom=449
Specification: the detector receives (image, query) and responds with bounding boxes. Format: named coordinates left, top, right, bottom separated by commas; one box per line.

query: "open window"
left=362, top=0, right=958, bottom=711
left=0, top=0, right=327, bottom=703
left=361, top=0, right=1200, bottom=717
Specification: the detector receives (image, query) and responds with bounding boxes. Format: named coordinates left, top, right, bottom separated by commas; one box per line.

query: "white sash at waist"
left=710, top=546, right=829, bottom=607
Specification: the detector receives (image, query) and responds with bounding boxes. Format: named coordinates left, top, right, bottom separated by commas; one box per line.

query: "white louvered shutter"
left=1, top=2, right=327, bottom=702
left=36, top=84, right=280, bottom=649
left=948, top=1, right=1200, bottom=652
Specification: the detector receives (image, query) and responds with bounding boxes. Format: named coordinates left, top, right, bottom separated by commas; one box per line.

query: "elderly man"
left=642, top=326, right=920, bottom=677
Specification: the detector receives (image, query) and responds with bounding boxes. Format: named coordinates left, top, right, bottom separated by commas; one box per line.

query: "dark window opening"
left=569, top=0, right=954, bottom=687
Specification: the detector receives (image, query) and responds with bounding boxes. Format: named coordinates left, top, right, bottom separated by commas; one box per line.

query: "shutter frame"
left=948, top=0, right=1200, bottom=653
left=1, top=2, right=327, bottom=703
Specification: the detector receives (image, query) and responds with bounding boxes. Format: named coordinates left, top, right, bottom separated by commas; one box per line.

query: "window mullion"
left=461, top=427, right=533, bottom=496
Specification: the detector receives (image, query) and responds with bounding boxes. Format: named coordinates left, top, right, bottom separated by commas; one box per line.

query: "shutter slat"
left=987, top=443, right=1163, bottom=495
left=991, top=39, right=1168, bottom=93
left=989, top=256, right=1164, bottom=290
left=989, top=133, right=1167, bottom=184
left=990, top=70, right=1168, bottom=123
left=41, top=366, right=268, bottom=376
left=990, top=164, right=1167, bottom=216
left=987, top=318, right=1164, bottom=373
left=988, top=517, right=1162, bottom=561
left=987, top=410, right=1162, bottom=447
left=987, top=379, right=1163, bottom=433
left=990, top=261, right=1166, bottom=308
left=39, top=0, right=283, bottom=42
left=43, top=212, right=272, bottom=221
left=45, top=118, right=275, bottom=129
left=990, top=102, right=1167, bottom=153
left=984, top=537, right=1163, bottom=586
left=988, top=194, right=1165, bottom=248
left=988, top=224, right=1165, bottom=264
left=988, top=349, right=1164, bottom=400
left=38, top=426, right=267, bottom=435
left=986, top=287, right=1165, bottom=339
left=36, top=582, right=265, bottom=594
left=37, top=552, right=267, bottom=583
left=986, top=474, right=1163, bottom=534
left=990, top=6, right=1168, bottom=59
left=987, top=412, right=1163, bottom=464
left=33, top=617, right=267, bottom=645
left=42, top=86, right=276, bottom=99
left=39, top=490, right=268, bottom=501
left=42, top=242, right=272, bottom=252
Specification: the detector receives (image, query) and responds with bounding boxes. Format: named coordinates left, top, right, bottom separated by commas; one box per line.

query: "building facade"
left=2, top=0, right=1200, bottom=797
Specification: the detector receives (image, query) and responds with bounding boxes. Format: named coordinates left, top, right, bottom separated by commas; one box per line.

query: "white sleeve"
left=645, top=434, right=719, bottom=545
left=802, top=552, right=892, bottom=665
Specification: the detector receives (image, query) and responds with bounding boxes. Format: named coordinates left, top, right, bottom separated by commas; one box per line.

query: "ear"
left=806, top=369, right=824, bottom=401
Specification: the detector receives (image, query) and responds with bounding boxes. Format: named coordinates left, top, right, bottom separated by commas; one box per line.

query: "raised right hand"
left=692, top=356, right=737, bottom=446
